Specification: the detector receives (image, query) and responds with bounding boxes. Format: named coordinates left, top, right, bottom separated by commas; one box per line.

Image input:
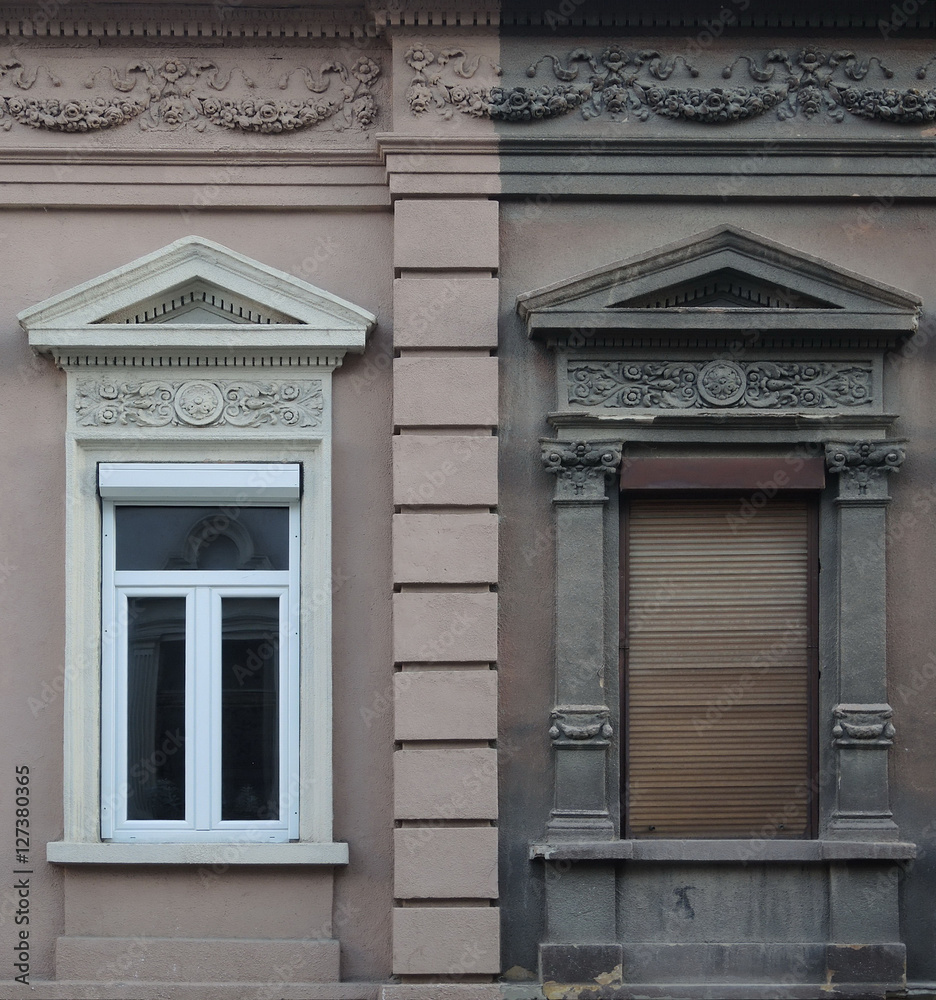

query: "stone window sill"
left=47, top=841, right=349, bottom=865
left=529, top=839, right=916, bottom=863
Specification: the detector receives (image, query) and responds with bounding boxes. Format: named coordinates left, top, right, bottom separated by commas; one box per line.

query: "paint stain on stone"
left=673, top=885, right=696, bottom=919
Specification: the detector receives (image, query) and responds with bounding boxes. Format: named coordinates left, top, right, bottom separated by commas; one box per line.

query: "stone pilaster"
left=541, top=440, right=622, bottom=840
left=825, top=440, right=905, bottom=839
left=390, top=197, right=501, bottom=981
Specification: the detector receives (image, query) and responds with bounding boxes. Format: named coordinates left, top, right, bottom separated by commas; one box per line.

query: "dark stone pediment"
left=517, top=226, right=921, bottom=348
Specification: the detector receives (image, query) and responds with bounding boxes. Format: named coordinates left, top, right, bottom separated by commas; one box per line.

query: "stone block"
left=394, top=277, right=499, bottom=348
left=392, top=906, right=501, bottom=975
left=394, top=826, right=498, bottom=898
left=394, top=748, right=498, bottom=819
left=394, top=356, right=498, bottom=427
left=539, top=943, right=623, bottom=986
left=54, top=936, right=339, bottom=983
left=393, top=512, right=498, bottom=583
left=394, top=199, right=499, bottom=271
left=392, top=434, right=497, bottom=507
left=394, top=668, right=497, bottom=740
left=826, top=943, right=906, bottom=984
left=393, top=591, right=497, bottom=662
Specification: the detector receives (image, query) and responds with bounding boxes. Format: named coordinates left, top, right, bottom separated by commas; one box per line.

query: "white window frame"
left=22, top=235, right=373, bottom=866
left=99, top=463, right=301, bottom=843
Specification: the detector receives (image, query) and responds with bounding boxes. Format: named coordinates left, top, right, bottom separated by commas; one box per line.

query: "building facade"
left=1, top=2, right=936, bottom=998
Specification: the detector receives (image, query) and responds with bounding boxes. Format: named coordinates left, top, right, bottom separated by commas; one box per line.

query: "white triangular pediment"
left=517, top=226, right=921, bottom=343
left=20, top=235, right=375, bottom=361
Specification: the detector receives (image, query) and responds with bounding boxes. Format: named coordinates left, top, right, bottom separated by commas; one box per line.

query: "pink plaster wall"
left=0, top=208, right=394, bottom=981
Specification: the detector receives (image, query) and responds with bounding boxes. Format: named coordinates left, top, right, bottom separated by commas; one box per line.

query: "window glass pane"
left=221, top=597, right=280, bottom=821
left=116, top=506, right=289, bottom=571
left=126, top=597, right=186, bottom=821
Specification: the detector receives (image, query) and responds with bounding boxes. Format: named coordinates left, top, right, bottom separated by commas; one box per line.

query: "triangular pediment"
left=517, top=226, right=921, bottom=345
left=20, top=235, right=375, bottom=361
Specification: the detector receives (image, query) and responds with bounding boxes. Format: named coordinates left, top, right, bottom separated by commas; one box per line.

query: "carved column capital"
left=825, top=441, right=905, bottom=498
left=541, top=439, right=623, bottom=500
left=549, top=706, right=613, bottom=749
left=832, top=703, right=896, bottom=748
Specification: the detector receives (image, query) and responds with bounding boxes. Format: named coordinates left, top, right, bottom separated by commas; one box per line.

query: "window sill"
left=529, top=839, right=916, bottom=863
left=46, top=841, right=349, bottom=865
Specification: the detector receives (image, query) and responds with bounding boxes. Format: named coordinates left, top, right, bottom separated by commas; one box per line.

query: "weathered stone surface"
left=394, top=668, right=497, bottom=740
left=394, top=199, right=499, bottom=271
left=392, top=434, right=498, bottom=506
left=394, top=826, right=498, bottom=898
left=392, top=906, right=500, bottom=975
left=394, top=277, right=499, bottom=348
left=393, top=356, right=498, bottom=427
left=393, top=591, right=497, bottom=662
left=394, top=748, right=498, bottom=819
left=393, top=512, right=498, bottom=583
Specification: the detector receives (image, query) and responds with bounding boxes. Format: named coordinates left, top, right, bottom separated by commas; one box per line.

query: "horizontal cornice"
left=1, top=1, right=933, bottom=37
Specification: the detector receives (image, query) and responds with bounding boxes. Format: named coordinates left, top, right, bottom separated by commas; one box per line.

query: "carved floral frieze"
left=568, top=361, right=873, bottom=410
left=832, top=704, right=896, bottom=748
left=0, top=56, right=380, bottom=133
left=405, top=45, right=936, bottom=125
left=75, top=379, right=324, bottom=428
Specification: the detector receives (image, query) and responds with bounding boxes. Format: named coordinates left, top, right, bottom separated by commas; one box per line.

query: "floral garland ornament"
left=404, top=44, right=936, bottom=125
left=404, top=45, right=500, bottom=118
left=0, top=56, right=381, bottom=133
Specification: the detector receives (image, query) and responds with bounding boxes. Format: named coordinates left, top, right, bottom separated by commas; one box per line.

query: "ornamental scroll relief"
left=75, top=379, right=324, bottom=428
left=405, top=45, right=936, bottom=124
left=0, top=55, right=380, bottom=133
left=568, top=361, right=873, bottom=410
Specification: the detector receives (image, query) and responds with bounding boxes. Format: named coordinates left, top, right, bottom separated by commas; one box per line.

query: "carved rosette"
left=825, top=441, right=905, bottom=497
left=569, top=361, right=873, bottom=411
left=75, top=379, right=324, bottom=429
left=832, top=704, right=896, bottom=748
left=541, top=440, right=622, bottom=499
left=549, top=706, right=613, bottom=749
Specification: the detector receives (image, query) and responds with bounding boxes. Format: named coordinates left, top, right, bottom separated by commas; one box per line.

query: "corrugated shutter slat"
left=626, top=497, right=813, bottom=838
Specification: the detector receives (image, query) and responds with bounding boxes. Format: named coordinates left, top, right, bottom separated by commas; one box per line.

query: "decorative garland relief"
left=0, top=55, right=380, bottom=132
left=405, top=45, right=936, bottom=124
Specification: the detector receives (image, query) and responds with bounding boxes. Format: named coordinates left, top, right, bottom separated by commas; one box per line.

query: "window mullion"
left=193, top=588, right=213, bottom=832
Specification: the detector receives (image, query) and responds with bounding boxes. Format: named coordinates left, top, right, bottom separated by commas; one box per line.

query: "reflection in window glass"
left=221, top=597, right=280, bottom=821
left=126, top=596, right=186, bottom=821
left=115, top=506, right=289, bottom=571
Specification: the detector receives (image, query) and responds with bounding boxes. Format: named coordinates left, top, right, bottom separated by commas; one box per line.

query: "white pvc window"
left=100, top=464, right=300, bottom=843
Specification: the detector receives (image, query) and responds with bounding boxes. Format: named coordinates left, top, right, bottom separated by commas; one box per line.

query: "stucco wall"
left=497, top=198, right=936, bottom=980
left=0, top=208, right=394, bottom=982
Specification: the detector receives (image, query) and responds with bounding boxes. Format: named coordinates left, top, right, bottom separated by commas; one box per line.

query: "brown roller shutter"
left=623, top=496, right=817, bottom=838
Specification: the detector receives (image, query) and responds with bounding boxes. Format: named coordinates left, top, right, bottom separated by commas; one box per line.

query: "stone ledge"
left=47, top=841, right=350, bottom=865
left=0, top=983, right=377, bottom=1000
left=529, top=839, right=917, bottom=863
